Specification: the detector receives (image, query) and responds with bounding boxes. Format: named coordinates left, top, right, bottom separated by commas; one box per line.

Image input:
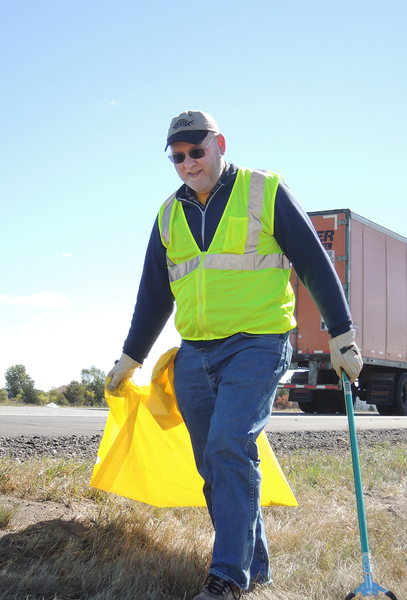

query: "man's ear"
left=217, top=134, right=226, bottom=155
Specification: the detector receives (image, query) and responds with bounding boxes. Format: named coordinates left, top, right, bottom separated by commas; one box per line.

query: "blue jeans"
left=173, top=332, right=292, bottom=590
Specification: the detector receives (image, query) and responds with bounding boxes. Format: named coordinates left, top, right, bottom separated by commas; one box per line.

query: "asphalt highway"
left=265, top=411, right=407, bottom=432
left=0, top=406, right=109, bottom=437
left=0, top=406, right=405, bottom=437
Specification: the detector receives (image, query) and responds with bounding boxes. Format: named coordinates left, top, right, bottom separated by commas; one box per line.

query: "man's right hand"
left=107, top=353, right=142, bottom=391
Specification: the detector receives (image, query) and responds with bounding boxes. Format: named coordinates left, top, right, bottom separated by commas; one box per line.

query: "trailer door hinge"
left=337, top=255, right=348, bottom=261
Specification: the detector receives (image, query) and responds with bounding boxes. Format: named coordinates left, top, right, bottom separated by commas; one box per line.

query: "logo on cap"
left=173, top=118, right=194, bottom=130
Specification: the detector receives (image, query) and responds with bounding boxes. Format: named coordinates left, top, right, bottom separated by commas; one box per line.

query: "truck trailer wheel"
left=298, top=401, right=317, bottom=413
left=393, top=372, right=407, bottom=416
left=312, top=389, right=345, bottom=414
left=298, top=390, right=346, bottom=414
left=376, top=404, right=392, bottom=416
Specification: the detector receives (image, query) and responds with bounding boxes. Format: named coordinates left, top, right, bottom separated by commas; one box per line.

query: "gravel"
left=266, top=428, right=407, bottom=453
left=0, top=429, right=406, bottom=462
left=0, top=435, right=102, bottom=462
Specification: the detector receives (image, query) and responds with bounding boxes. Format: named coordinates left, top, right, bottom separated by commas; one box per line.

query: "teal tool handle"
left=342, top=372, right=369, bottom=555
left=343, top=372, right=398, bottom=599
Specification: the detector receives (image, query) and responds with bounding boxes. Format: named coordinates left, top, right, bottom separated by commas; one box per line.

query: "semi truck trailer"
left=285, top=209, right=407, bottom=416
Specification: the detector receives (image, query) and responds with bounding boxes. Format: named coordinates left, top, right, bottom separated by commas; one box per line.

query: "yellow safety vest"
left=158, top=167, right=296, bottom=340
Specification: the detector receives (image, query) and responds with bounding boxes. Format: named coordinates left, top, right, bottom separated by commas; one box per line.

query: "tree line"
left=1, top=364, right=107, bottom=407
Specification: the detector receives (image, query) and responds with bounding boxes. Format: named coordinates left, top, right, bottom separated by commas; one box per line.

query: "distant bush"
left=47, top=388, right=69, bottom=406
left=63, top=381, right=87, bottom=406
left=0, top=389, right=9, bottom=404
left=274, top=389, right=295, bottom=410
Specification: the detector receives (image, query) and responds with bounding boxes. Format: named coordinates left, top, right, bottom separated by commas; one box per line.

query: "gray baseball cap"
left=165, top=110, right=219, bottom=150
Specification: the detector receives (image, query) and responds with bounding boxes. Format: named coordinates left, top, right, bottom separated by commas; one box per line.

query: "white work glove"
left=328, top=329, right=363, bottom=384
left=107, top=353, right=142, bottom=391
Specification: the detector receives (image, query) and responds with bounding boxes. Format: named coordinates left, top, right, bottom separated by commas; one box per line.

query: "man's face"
left=169, top=134, right=225, bottom=195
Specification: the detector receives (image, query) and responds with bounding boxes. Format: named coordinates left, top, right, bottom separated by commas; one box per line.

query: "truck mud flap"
left=288, top=387, right=313, bottom=404
left=366, top=372, right=396, bottom=406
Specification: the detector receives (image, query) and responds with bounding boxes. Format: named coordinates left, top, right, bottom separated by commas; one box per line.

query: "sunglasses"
left=168, top=135, right=216, bottom=164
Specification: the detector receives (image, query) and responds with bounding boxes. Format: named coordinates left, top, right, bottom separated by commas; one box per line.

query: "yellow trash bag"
left=90, top=348, right=297, bottom=508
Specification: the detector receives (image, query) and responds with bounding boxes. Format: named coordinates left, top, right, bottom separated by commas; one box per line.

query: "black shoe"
left=193, top=574, right=242, bottom=600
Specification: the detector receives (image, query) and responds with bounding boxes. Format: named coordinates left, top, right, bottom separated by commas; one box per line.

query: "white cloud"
left=101, top=100, right=118, bottom=110
left=0, top=292, right=72, bottom=308
left=62, top=253, right=72, bottom=257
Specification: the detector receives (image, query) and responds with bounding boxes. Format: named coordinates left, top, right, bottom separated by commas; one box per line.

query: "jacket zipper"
left=182, top=184, right=224, bottom=338
left=181, top=181, right=224, bottom=251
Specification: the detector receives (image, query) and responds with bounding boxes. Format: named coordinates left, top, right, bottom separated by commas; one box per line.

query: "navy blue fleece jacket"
left=123, top=164, right=352, bottom=363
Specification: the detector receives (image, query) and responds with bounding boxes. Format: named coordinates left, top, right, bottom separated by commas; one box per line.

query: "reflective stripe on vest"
left=163, top=170, right=290, bottom=283
left=167, top=253, right=290, bottom=283
left=161, top=193, right=176, bottom=246
left=246, top=169, right=266, bottom=253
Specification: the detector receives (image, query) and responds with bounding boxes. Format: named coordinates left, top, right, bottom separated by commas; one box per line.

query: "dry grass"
left=0, top=502, right=18, bottom=529
left=0, top=442, right=406, bottom=600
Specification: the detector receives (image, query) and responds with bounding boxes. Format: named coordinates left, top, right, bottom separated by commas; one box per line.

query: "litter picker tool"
left=342, top=371, right=398, bottom=600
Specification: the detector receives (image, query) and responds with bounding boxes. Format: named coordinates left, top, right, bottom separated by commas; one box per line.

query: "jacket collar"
left=175, top=163, right=239, bottom=203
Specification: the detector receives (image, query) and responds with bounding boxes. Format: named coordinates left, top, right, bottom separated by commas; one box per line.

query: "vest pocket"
left=223, top=216, right=248, bottom=254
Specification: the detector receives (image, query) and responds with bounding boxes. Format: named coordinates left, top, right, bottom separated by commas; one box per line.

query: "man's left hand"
left=328, top=329, right=363, bottom=384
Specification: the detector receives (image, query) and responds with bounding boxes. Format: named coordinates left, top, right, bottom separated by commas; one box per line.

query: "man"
left=108, top=110, right=362, bottom=599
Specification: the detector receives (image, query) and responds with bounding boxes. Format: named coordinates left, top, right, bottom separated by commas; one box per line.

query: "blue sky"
left=1, top=0, right=406, bottom=391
